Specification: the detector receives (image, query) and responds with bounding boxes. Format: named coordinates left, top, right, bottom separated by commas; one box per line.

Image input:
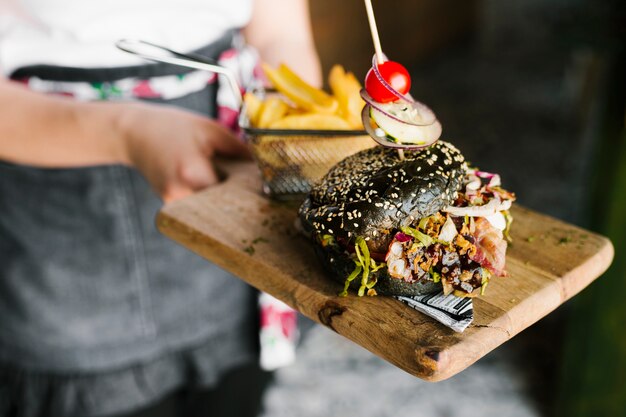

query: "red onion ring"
left=473, top=170, right=496, bottom=179
left=361, top=105, right=441, bottom=150
left=371, top=54, right=411, bottom=103
left=471, top=170, right=502, bottom=188
left=361, top=105, right=410, bottom=149
left=361, top=89, right=437, bottom=126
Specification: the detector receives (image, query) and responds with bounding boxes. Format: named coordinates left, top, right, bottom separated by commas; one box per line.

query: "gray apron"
left=0, top=31, right=258, bottom=416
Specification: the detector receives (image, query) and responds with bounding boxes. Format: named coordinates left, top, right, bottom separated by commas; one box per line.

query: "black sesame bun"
left=299, top=141, right=467, bottom=296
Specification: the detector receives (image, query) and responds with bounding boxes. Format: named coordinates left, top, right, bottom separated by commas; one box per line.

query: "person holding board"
left=0, top=0, right=320, bottom=416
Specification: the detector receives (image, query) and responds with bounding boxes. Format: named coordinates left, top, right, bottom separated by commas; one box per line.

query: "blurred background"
left=260, top=1, right=626, bottom=416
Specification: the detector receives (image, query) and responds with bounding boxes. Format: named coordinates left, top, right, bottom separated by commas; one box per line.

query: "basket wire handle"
left=115, top=39, right=243, bottom=107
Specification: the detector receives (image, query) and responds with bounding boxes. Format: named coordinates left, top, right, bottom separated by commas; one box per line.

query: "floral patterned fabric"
left=19, top=39, right=262, bottom=129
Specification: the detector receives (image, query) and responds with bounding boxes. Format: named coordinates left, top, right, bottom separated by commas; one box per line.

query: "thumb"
left=178, top=153, right=220, bottom=191
left=162, top=185, right=193, bottom=203
left=162, top=159, right=218, bottom=203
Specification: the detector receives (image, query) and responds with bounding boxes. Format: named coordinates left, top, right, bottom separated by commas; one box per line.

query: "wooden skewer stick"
left=364, top=0, right=385, bottom=65
left=364, top=0, right=404, bottom=161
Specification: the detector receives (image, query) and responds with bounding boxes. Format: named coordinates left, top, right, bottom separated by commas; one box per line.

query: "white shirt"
left=0, top=0, right=253, bottom=75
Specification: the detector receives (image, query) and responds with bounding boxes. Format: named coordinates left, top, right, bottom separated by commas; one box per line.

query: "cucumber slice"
left=370, top=106, right=442, bottom=145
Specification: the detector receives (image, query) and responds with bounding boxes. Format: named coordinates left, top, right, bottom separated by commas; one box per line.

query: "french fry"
left=268, top=113, right=351, bottom=130
left=262, top=63, right=339, bottom=115
left=329, top=65, right=365, bottom=129
left=243, top=92, right=263, bottom=126
left=257, top=97, right=290, bottom=128
left=251, top=63, right=365, bottom=130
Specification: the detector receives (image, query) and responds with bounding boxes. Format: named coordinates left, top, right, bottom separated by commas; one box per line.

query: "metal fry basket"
left=239, top=93, right=374, bottom=199
left=113, top=41, right=373, bottom=200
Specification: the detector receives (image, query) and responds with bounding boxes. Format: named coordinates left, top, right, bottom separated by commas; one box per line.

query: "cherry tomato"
left=365, top=61, right=411, bottom=103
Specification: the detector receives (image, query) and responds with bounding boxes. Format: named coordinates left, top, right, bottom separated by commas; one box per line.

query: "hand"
left=0, top=79, right=248, bottom=199
left=119, top=102, right=250, bottom=202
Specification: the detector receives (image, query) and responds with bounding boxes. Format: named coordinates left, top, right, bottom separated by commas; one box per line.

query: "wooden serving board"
left=157, top=160, right=614, bottom=382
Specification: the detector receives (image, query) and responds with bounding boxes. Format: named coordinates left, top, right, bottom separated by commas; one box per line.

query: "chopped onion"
left=438, top=216, right=458, bottom=243
left=394, top=232, right=413, bottom=243
left=465, top=174, right=481, bottom=191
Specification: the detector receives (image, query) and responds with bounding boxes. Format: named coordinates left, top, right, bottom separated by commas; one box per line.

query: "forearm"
left=244, top=0, right=322, bottom=87
left=257, top=42, right=322, bottom=87
left=0, top=79, right=130, bottom=167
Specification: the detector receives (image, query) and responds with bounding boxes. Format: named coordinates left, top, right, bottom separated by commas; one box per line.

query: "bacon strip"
left=470, top=217, right=508, bottom=276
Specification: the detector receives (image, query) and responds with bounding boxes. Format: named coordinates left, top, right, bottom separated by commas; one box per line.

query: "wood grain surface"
left=157, top=160, right=614, bottom=381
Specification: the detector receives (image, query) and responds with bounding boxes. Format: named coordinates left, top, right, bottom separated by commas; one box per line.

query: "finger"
left=178, top=154, right=219, bottom=190
left=204, top=120, right=251, bottom=158
left=162, top=162, right=218, bottom=203
left=162, top=185, right=193, bottom=203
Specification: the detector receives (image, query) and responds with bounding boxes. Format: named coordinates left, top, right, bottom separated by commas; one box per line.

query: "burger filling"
left=385, top=214, right=505, bottom=297
left=331, top=169, right=515, bottom=298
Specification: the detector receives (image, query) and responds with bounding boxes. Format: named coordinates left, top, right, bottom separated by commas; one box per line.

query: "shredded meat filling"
left=385, top=214, right=494, bottom=297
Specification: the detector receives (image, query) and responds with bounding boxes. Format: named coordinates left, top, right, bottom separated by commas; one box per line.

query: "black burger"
left=299, top=141, right=516, bottom=298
